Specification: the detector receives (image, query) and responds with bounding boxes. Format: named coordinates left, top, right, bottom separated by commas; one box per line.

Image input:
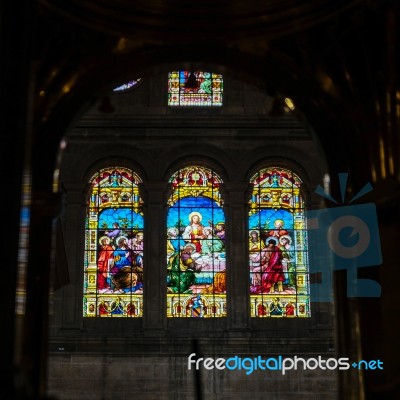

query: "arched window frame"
left=248, top=166, right=311, bottom=318
left=166, top=165, right=227, bottom=318
left=79, top=162, right=316, bottom=317
left=83, top=166, right=144, bottom=318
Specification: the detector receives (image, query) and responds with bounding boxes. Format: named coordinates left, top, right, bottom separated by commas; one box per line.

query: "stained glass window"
left=168, top=71, right=223, bottom=106
left=249, top=167, right=310, bottom=318
left=113, top=78, right=142, bottom=92
left=83, top=167, right=144, bottom=317
left=167, top=166, right=226, bottom=317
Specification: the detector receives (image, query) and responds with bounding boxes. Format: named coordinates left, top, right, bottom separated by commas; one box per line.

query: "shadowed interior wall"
left=47, top=75, right=335, bottom=400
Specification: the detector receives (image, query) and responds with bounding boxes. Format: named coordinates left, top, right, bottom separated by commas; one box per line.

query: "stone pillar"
left=142, top=181, right=169, bottom=333
left=223, top=182, right=252, bottom=331
left=0, top=1, right=36, bottom=398
left=59, top=181, right=85, bottom=330
left=21, top=191, right=61, bottom=399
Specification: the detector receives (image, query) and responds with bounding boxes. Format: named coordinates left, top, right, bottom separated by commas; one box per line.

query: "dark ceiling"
left=31, top=0, right=398, bottom=194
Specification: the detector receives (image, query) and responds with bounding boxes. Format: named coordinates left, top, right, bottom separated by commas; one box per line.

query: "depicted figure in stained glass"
left=101, top=193, right=110, bottom=203
left=109, top=298, right=124, bottom=315
left=105, top=222, right=121, bottom=242
left=167, top=243, right=197, bottom=293
left=261, top=238, right=285, bottom=293
left=271, top=174, right=280, bottom=187
left=208, top=220, right=225, bottom=240
left=279, top=235, right=296, bottom=287
left=127, top=303, right=136, bottom=316
left=111, top=236, right=131, bottom=273
left=257, top=304, right=267, bottom=316
left=109, top=170, right=122, bottom=187
left=167, top=227, right=185, bottom=254
left=249, top=230, right=265, bottom=255
left=97, top=236, right=114, bottom=292
left=110, top=233, right=144, bottom=293
left=202, top=270, right=226, bottom=294
left=251, top=238, right=267, bottom=287
left=182, top=211, right=205, bottom=252
left=201, top=226, right=225, bottom=256
left=269, top=297, right=283, bottom=316
left=112, top=269, right=143, bottom=294
left=99, top=302, right=109, bottom=315
left=128, top=232, right=144, bottom=268
left=285, top=301, right=295, bottom=316
left=199, top=74, right=212, bottom=93
left=251, top=238, right=285, bottom=294
left=249, top=232, right=266, bottom=285
left=167, top=227, right=186, bottom=269
left=267, top=219, right=289, bottom=239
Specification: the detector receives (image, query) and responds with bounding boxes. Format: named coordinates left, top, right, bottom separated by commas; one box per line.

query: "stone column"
left=0, top=1, right=36, bottom=398
left=142, top=181, right=169, bottom=333
left=59, top=181, right=86, bottom=330
left=223, top=182, right=252, bottom=332
left=21, top=190, right=61, bottom=399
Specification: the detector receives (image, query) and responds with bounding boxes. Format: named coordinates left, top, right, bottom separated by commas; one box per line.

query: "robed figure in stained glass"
left=167, top=243, right=197, bottom=294
left=97, top=236, right=114, bottom=292
left=250, top=238, right=285, bottom=294
left=279, top=235, right=296, bottom=287
left=182, top=211, right=206, bottom=252
left=261, top=239, right=285, bottom=293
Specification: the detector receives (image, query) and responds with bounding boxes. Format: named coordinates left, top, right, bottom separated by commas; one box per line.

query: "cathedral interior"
left=2, top=1, right=400, bottom=399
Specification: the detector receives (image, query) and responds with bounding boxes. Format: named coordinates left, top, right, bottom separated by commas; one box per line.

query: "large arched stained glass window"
left=249, top=167, right=310, bottom=318
left=167, top=166, right=226, bottom=317
left=83, top=167, right=144, bottom=317
left=168, top=71, right=223, bottom=106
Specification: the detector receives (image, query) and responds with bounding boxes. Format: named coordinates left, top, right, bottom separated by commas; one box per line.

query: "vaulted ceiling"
left=33, top=0, right=398, bottom=198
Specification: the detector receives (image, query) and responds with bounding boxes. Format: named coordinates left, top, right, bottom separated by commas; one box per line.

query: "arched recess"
left=248, top=166, right=310, bottom=318
left=166, top=165, right=226, bottom=317
left=83, top=166, right=144, bottom=317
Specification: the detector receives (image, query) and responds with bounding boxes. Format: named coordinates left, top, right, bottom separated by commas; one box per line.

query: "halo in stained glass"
left=168, top=71, right=223, bottom=106
left=249, top=167, right=310, bottom=318
left=166, top=166, right=226, bottom=317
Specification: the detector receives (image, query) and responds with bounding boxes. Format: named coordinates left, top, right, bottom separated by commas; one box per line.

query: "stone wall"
left=47, top=74, right=336, bottom=399
left=48, top=353, right=337, bottom=400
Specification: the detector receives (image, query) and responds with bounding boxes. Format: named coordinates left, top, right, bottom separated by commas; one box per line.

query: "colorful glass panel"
left=83, top=167, right=144, bottom=317
left=249, top=167, right=310, bottom=318
left=168, top=71, right=223, bottom=106
left=15, top=171, right=31, bottom=315
left=167, top=166, right=226, bottom=317
left=113, top=78, right=142, bottom=92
